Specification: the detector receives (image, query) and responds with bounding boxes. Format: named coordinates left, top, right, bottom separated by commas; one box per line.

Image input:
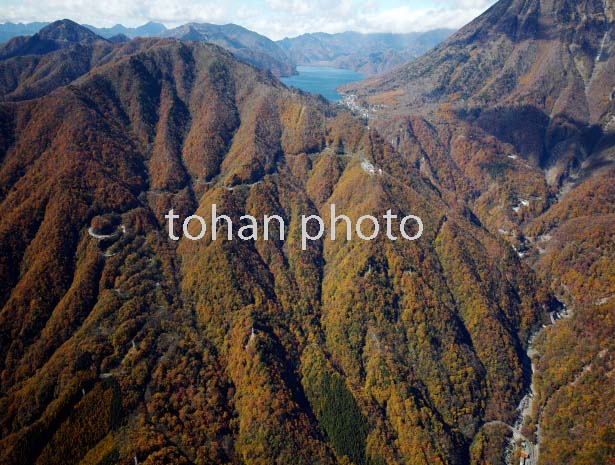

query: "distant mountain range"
left=160, top=22, right=295, bottom=77
left=84, top=21, right=167, bottom=39
left=0, top=20, right=172, bottom=101
left=0, top=20, right=296, bottom=77
left=0, top=19, right=104, bottom=61
left=0, top=20, right=453, bottom=77
left=0, top=21, right=49, bottom=43
left=0, top=20, right=167, bottom=42
left=277, top=30, right=454, bottom=76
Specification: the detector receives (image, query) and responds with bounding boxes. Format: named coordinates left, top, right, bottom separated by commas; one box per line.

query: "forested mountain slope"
left=161, top=22, right=295, bottom=77
left=344, top=0, right=615, bottom=463
left=0, top=20, right=180, bottom=102
left=0, top=36, right=552, bottom=465
left=0, top=19, right=295, bottom=80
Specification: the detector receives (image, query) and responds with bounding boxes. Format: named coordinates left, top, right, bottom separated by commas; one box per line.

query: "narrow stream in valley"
left=503, top=298, right=571, bottom=465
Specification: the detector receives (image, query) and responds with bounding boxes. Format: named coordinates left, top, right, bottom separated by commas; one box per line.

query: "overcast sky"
left=0, top=0, right=496, bottom=40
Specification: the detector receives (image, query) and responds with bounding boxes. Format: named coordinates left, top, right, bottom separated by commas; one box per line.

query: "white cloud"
left=353, top=5, right=490, bottom=34
left=452, top=0, right=494, bottom=8
left=263, top=0, right=354, bottom=17
left=0, top=0, right=230, bottom=27
left=0, top=0, right=497, bottom=39
left=243, top=0, right=495, bottom=39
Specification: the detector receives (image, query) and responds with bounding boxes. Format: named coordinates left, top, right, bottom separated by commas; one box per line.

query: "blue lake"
left=281, top=66, right=365, bottom=102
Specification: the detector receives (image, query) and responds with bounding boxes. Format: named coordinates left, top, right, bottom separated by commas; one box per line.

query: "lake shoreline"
left=281, top=65, right=365, bottom=102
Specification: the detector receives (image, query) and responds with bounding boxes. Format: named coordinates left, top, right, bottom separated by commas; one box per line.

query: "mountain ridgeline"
left=160, top=22, right=295, bottom=77
left=0, top=1, right=614, bottom=464
left=276, top=30, right=454, bottom=76
left=0, top=20, right=455, bottom=78
left=0, top=19, right=295, bottom=77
